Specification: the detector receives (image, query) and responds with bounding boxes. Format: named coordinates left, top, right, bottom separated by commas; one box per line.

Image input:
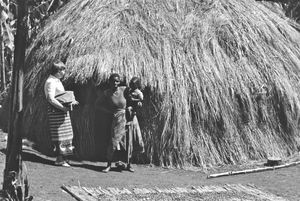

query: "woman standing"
left=44, top=61, right=78, bottom=167
left=95, top=73, right=128, bottom=173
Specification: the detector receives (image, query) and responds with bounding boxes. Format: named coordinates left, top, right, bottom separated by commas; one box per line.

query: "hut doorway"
left=67, top=83, right=111, bottom=161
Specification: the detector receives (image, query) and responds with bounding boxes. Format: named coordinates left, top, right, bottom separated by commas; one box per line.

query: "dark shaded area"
left=0, top=148, right=6, bottom=155
left=22, top=151, right=53, bottom=166
left=21, top=149, right=126, bottom=172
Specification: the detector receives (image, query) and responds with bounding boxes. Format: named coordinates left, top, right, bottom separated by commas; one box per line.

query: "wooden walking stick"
left=207, top=160, right=300, bottom=179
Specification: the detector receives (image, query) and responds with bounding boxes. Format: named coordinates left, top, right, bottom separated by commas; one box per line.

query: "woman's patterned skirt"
left=47, top=105, right=74, bottom=156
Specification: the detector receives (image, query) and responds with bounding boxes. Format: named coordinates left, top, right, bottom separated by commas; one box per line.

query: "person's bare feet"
left=102, top=166, right=111, bottom=173
left=127, top=164, right=134, bottom=172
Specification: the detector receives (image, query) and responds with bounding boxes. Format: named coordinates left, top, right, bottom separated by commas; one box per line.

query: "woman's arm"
left=47, top=96, right=69, bottom=112
left=45, top=80, right=69, bottom=112
left=129, top=90, right=144, bottom=102
left=129, top=97, right=142, bottom=102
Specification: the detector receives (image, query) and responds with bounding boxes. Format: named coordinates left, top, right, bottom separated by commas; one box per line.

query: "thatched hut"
left=23, top=0, right=300, bottom=167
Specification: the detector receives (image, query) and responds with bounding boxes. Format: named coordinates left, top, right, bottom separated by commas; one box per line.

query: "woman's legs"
left=55, top=155, right=70, bottom=167
left=103, top=145, right=114, bottom=172
left=103, top=149, right=128, bottom=172
left=55, top=155, right=64, bottom=164
left=126, top=157, right=134, bottom=172
left=54, top=142, right=70, bottom=167
left=102, top=161, right=112, bottom=173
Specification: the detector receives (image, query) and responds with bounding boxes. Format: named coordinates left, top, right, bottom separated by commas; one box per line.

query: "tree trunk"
left=0, top=5, right=6, bottom=91
left=2, top=0, right=29, bottom=200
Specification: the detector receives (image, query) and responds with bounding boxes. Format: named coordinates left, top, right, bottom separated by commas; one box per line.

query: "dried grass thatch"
left=22, top=0, right=300, bottom=167
left=259, top=1, right=300, bottom=28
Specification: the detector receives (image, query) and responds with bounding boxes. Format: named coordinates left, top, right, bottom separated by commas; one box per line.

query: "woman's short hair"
left=50, top=61, right=66, bottom=75
left=129, top=77, right=141, bottom=89
left=109, top=73, right=120, bottom=83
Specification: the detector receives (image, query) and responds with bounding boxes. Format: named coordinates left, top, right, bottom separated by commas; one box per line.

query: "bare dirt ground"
left=0, top=130, right=299, bottom=201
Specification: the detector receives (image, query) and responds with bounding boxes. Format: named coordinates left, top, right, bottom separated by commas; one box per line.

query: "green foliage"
left=0, top=0, right=15, bottom=52
left=0, top=0, right=70, bottom=50
left=27, top=0, right=69, bottom=44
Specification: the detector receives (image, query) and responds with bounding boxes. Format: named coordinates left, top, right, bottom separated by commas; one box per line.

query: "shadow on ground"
left=21, top=149, right=128, bottom=173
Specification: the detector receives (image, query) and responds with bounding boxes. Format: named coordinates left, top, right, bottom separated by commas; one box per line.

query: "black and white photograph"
left=0, top=0, right=299, bottom=200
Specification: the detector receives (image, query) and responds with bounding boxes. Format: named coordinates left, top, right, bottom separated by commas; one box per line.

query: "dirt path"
left=0, top=130, right=299, bottom=201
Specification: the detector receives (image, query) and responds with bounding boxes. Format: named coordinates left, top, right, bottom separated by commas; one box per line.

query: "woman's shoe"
left=55, top=161, right=70, bottom=167
left=127, top=164, right=134, bottom=172
left=61, top=162, right=71, bottom=167
left=102, top=166, right=111, bottom=173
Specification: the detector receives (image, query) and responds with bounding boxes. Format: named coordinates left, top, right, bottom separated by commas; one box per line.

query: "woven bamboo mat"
left=62, top=183, right=287, bottom=201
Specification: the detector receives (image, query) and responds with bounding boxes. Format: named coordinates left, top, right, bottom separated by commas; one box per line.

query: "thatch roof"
left=23, top=0, right=300, bottom=167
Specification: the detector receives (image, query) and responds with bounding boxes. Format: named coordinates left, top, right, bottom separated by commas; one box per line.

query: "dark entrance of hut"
left=64, top=79, right=150, bottom=163
left=66, top=83, right=111, bottom=161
